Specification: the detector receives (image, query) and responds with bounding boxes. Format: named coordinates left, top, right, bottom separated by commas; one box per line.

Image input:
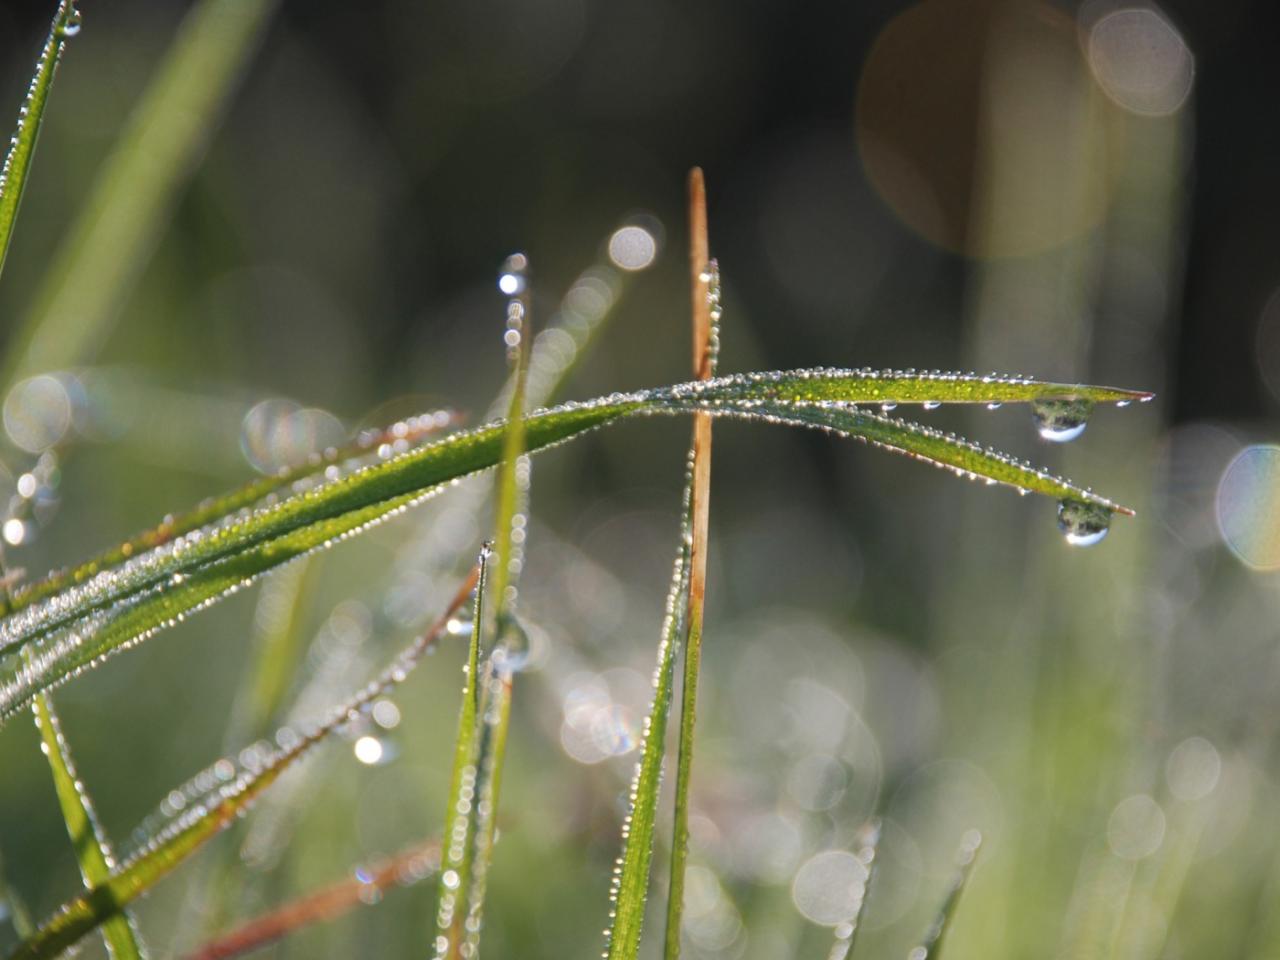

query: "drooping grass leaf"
left=0, top=368, right=1146, bottom=725
left=664, top=167, right=716, bottom=960
left=704, top=401, right=1135, bottom=514
left=912, top=829, right=982, bottom=960
left=182, top=837, right=439, bottom=960
left=0, top=0, right=79, bottom=283
left=7, top=566, right=479, bottom=960
left=1, top=0, right=278, bottom=389
left=31, top=693, right=146, bottom=960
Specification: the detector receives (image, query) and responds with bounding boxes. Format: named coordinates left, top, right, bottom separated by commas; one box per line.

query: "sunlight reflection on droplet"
left=1107, top=794, right=1165, bottom=860
left=1215, top=445, right=1280, bottom=570
left=1086, top=7, right=1194, bottom=116
left=606, top=225, right=658, bottom=272
left=372, top=699, right=401, bottom=730
left=791, top=850, right=868, bottom=926
left=354, top=735, right=392, bottom=766
left=4, top=375, right=72, bottom=453
left=1166, top=736, right=1221, bottom=801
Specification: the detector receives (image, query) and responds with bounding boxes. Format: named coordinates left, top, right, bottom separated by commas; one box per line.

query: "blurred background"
left=0, top=0, right=1277, bottom=957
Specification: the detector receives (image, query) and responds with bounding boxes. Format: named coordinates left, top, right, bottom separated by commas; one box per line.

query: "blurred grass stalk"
left=925, top=5, right=1190, bottom=957
left=2, top=0, right=278, bottom=390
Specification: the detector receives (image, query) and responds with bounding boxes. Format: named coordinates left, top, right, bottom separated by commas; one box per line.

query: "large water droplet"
left=1032, top=398, right=1092, bottom=442
left=1057, top=499, right=1111, bottom=546
left=59, top=8, right=83, bottom=37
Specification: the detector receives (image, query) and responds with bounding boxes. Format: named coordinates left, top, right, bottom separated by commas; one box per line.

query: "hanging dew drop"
left=1057, top=499, right=1111, bottom=546
left=1032, top=398, right=1092, bottom=443
left=60, top=7, right=83, bottom=37
left=922, top=400, right=941, bottom=411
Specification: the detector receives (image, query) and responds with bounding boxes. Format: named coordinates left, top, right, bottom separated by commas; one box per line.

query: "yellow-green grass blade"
left=31, top=693, right=145, bottom=959
left=8, top=566, right=478, bottom=960
left=0, top=0, right=79, bottom=282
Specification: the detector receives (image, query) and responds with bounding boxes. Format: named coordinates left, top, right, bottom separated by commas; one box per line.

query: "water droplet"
left=1057, top=499, right=1111, bottom=546
left=986, top=401, right=1003, bottom=410
left=880, top=401, right=897, bottom=412
left=922, top=400, right=941, bottom=411
left=59, top=7, right=82, bottom=37
left=1032, top=398, right=1092, bottom=442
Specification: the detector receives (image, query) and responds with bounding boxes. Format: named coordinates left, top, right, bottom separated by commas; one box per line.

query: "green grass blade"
left=0, top=410, right=458, bottom=619
left=0, top=399, right=634, bottom=658
left=438, top=264, right=532, bottom=959
left=0, top=368, right=1146, bottom=722
left=664, top=169, right=715, bottom=960
left=0, top=1, right=79, bottom=283
left=913, top=829, right=982, bottom=960
left=433, top=548, right=491, bottom=958
left=8, top=567, right=479, bottom=960
left=675, top=367, right=1153, bottom=407
left=704, top=401, right=1136, bottom=516
left=605, top=458, right=695, bottom=959
left=2, top=0, right=277, bottom=388
left=31, top=693, right=146, bottom=960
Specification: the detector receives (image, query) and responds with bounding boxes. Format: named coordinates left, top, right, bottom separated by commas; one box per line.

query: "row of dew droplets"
left=436, top=253, right=535, bottom=960
left=457, top=256, right=537, bottom=959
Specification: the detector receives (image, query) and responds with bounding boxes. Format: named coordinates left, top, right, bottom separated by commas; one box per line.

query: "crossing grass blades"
left=0, top=4, right=1151, bottom=959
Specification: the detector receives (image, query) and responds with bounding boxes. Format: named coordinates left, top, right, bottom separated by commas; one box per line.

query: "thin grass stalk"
left=436, top=255, right=532, bottom=959
left=7, top=565, right=479, bottom=960
left=3, top=0, right=278, bottom=388
left=433, top=548, right=491, bottom=958
left=0, top=0, right=79, bottom=283
left=182, top=838, right=440, bottom=960
left=663, top=167, right=716, bottom=960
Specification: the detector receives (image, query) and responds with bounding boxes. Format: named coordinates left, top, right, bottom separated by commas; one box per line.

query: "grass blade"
left=31, top=693, right=146, bottom=960
left=7, top=566, right=479, bottom=960
left=679, top=367, right=1152, bottom=407
left=603, top=478, right=691, bottom=960
left=663, top=167, right=716, bottom=960
left=912, top=829, right=982, bottom=960
left=0, top=367, right=1146, bottom=722
left=436, top=258, right=532, bottom=959
left=182, top=838, right=439, bottom=960
left=0, top=409, right=459, bottom=619
left=704, top=401, right=1136, bottom=515
left=2, top=0, right=278, bottom=388
left=0, top=0, right=79, bottom=283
